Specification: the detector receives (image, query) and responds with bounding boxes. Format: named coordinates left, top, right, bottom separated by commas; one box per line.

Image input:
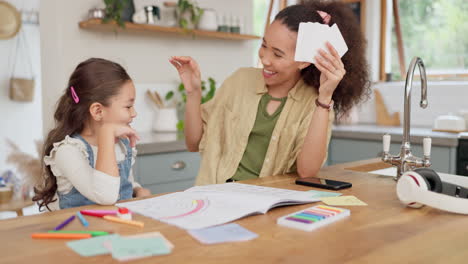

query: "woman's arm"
left=184, top=90, right=203, bottom=152
left=169, top=56, right=203, bottom=151
left=297, top=42, right=346, bottom=178
left=296, top=98, right=333, bottom=178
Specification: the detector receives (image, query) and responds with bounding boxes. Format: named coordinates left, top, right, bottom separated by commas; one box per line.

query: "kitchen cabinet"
left=327, top=138, right=457, bottom=174
left=134, top=151, right=200, bottom=194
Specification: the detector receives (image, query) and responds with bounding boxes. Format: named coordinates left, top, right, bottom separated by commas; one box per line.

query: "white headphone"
left=396, top=168, right=468, bottom=214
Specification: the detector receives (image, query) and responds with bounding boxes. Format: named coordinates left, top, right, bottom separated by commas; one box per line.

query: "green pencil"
left=47, top=230, right=110, bottom=237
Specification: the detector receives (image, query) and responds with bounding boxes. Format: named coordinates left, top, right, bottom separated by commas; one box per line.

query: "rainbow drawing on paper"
left=160, top=199, right=207, bottom=219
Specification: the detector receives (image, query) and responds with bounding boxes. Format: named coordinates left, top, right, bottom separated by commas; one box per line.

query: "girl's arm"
left=128, top=158, right=151, bottom=197
left=133, top=187, right=151, bottom=197
left=52, top=142, right=120, bottom=205
left=297, top=43, right=346, bottom=178
left=95, top=124, right=140, bottom=176
left=169, top=56, right=203, bottom=151
left=96, top=124, right=119, bottom=177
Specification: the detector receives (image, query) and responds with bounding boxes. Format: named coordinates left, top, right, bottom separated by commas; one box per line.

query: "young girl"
left=33, top=58, right=151, bottom=211
left=169, top=1, right=370, bottom=185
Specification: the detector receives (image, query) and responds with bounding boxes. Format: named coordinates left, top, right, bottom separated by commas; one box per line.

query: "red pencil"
left=80, top=210, right=117, bottom=217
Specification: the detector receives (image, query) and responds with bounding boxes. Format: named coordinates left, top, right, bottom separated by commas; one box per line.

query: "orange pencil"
left=31, top=233, right=92, bottom=239
left=102, top=215, right=144, bottom=227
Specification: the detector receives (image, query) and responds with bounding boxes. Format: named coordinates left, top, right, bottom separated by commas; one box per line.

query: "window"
left=383, top=0, right=468, bottom=81
left=252, top=0, right=297, bottom=66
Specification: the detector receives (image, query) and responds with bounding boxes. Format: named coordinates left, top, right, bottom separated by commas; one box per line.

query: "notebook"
left=117, top=183, right=320, bottom=230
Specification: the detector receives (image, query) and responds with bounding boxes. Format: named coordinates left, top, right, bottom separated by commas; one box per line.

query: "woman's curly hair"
left=275, top=0, right=371, bottom=116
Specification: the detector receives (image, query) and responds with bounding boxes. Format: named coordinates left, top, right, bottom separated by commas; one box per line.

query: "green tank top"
left=230, top=93, right=287, bottom=181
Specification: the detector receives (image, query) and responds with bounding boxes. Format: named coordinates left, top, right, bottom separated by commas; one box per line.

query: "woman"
left=169, top=1, right=370, bottom=185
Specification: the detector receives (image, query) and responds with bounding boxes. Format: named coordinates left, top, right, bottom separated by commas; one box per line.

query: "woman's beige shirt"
left=196, top=67, right=334, bottom=185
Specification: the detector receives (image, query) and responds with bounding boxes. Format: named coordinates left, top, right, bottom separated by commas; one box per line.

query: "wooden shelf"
left=79, top=19, right=261, bottom=41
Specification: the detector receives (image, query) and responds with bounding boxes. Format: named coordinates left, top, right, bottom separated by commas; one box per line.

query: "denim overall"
left=58, top=134, right=134, bottom=209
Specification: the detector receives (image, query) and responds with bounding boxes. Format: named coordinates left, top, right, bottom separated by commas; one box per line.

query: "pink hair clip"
left=317, top=10, right=331, bottom=25
left=70, top=86, right=79, bottom=104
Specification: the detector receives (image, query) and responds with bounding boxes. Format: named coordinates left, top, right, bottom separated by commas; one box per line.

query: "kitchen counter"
left=2, top=158, right=468, bottom=263
left=459, top=132, right=468, bottom=139
left=333, top=124, right=460, bottom=147
left=136, top=131, right=187, bottom=155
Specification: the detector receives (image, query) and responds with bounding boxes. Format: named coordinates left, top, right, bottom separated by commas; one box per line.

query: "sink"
left=368, top=167, right=397, bottom=177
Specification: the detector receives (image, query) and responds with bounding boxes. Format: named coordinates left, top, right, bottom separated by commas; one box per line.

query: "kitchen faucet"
left=382, top=57, right=432, bottom=180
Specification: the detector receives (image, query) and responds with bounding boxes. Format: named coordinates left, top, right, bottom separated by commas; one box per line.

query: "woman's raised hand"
left=314, top=42, right=346, bottom=101
left=169, top=56, right=202, bottom=94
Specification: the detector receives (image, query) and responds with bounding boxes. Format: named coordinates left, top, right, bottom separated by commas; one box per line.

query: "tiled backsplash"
left=355, top=81, right=468, bottom=127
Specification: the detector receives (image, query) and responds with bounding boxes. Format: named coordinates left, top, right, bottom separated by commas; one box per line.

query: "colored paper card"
left=109, top=237, right=171, bottom=261
left=66, top=234, right=120, bottom=257
left=188, top=223, right=258, bottom=244
left=125, top=232, right=174, bottom=249
left=307, top=190, right=342, bottom=198
left=320, top=195, right=367, bottom=206
left=295, top=22, right=348, bottom=64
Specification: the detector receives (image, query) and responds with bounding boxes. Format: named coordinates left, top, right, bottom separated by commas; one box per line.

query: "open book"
left=117, top=183, right=320, bottom=230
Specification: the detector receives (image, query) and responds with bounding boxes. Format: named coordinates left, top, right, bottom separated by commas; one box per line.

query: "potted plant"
left=165, top=77, right=216, bottom=131
left=102, top=0, right=132, bottom=28
left=176, top=0, right=203, bottom=30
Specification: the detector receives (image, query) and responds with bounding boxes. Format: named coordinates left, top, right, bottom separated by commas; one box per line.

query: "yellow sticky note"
left=320, top=195, right=367, bottom=206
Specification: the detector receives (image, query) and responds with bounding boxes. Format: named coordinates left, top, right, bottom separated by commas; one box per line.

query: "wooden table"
left=1, top=158, right=468, bottom=264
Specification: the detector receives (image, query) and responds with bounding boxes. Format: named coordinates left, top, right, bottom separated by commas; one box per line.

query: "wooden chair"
left=0, top=199, right=34, bottom=216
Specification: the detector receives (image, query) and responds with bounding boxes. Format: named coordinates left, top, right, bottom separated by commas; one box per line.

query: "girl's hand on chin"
left=105, top=124, right=140, bottom=147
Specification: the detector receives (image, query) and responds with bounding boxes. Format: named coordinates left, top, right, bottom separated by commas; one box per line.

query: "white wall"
left=356, top=81, right=468, bottom=127
left=40, top=0, right=255, bottom=133
left=0, top=0, right=42, bottom=173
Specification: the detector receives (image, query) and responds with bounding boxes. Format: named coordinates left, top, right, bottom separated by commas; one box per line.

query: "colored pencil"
left=54, top=215, right=75, bottom=230
left=76, top=211, right=89, bottom=227
left=80, top=210, right=117, bottom=217
left=48, top=230, right=110, bottom=237
left=102, top=215, right=144, bottom=227
left=81, top=209, right=118, bottom=214
left=31, top=233, right=91, bottom=239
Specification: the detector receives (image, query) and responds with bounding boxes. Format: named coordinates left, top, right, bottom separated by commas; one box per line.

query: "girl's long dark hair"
left=276, top=1, right=371, bottom=116
left=33, top=58, right=131, bottom=211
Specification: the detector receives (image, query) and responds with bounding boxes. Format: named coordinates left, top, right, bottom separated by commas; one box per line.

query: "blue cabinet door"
left=135, top=151, right=201, bottom=194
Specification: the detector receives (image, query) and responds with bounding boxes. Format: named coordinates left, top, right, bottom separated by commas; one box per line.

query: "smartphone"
left=295, top=177, right=352, bottom=190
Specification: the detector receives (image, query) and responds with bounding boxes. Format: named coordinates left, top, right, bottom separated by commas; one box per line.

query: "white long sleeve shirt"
left=44, top=135, right=141, bottom=210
